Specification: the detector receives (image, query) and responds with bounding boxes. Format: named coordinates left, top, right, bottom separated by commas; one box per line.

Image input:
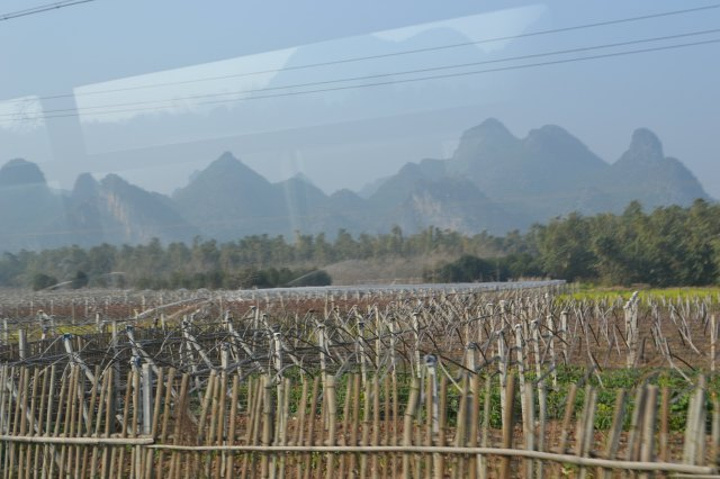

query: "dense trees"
left=534, top=199, right=720, bottom=286
left=1, top=199, right=719, bottom=289
left=425, top=199, right=720, bottom=286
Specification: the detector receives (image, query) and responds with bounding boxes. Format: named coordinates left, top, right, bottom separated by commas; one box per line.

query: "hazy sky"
left=1, top=0, right=719, bottom=198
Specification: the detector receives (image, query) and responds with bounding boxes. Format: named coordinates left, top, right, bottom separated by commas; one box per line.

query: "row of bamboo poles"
left=2, top=287, right=719, bottom=375
left=0, top=362, right=717, bottom=479
left=0, top=287, right=719, bottom=478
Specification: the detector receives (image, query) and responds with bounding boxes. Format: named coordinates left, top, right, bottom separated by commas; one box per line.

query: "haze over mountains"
left=0, top=119, right=709, bottom=252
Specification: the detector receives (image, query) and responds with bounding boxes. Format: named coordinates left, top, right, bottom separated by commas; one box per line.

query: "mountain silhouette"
left=0, top=119, right=710, bottom=252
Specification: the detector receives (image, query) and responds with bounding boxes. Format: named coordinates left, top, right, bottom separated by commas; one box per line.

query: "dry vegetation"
left=0, top=284, right=718, bottom=477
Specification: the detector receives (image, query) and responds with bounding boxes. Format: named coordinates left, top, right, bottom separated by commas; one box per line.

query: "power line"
left=2, top=2, right=718, bottom=103
left=3, top=35, right=719, bottom=123
left=0, top=0, right=98, bottom=22
left=22, top=27, right=720, bottom=117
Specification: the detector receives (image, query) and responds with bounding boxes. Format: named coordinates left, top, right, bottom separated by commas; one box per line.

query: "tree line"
left=1, top=199, right=718, bottom=289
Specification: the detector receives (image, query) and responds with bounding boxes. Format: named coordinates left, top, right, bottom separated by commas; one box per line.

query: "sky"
left=0, top=0, right=719, bottom=198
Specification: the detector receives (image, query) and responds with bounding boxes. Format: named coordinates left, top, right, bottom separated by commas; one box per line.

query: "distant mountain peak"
left=525, top=124, right=603, bottom=165
left=215, top=151, right=239, bottom=164
left=180, top=151, right=268, bottom=191
left=288, top=172, right=316, bottom=187
left=0, top=158, right=47, bottom=187
left=72, top=173, right=99, bottom=201
left=527, top=124, right=574, bottom=141
left=74, top=172, right=98, bottom=186
left=625, top=128, right=664, bottom=162
left=460, top=117, right=516, bottom=144
left=203, top=151, right=251, bottom=175
left=101, top=173, right=127, bottom=186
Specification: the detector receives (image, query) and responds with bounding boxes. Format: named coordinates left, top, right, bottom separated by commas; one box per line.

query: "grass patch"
left=558, top=285, right=720, bottom=303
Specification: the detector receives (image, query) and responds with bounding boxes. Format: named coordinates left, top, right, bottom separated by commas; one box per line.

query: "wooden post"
left=557, top=384, right=577, bottom=455
left=522, top=382, right=535, bottom=479
left=575, top=386, right=597, bottom=479
left=412, top=313, right=421, bottom=378
left=515, top=325, right=527, bottom=424
left=497, top=334, right=507, bottom=421
left=141, top=363, right=153, bottom=436
left=600, top=389, right=627, bottom=479
left=712, top=315, right=717, bottom=373
left=660, top=386, right=670, bottom=463
left=499, top=373, right=516, bottom=478
left=624, top=292, right=640, bottom=368
left=480, top=375, right=491, bottom=479
left=18, top=329, right=26, bottom=360
left=560, top=310, right=569, bottom=365
left=424, top=355, right=439, bottom=436
left=402, top=378, right=420, bottom=479
left=639, top=386, right=658, bottom=479
left=627, top=386, right=647, bottom=465
left=225, top=374, right=240, bottom=479
left=324, top=375, right=337, bottom=479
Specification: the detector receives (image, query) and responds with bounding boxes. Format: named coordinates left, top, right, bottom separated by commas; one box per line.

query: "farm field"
left=0, top=282, right=718, bottom=478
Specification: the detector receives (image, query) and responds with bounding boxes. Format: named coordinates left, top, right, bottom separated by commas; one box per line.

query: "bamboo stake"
left=114, top=369, right=133, bottom=479
left=499, top=373, right=516, bottom=478
left=90, top=370, right=110, bottom=479
left=371, top=377, right=380, bottom=479
left=155, top=368, right=175, bottom=479
left=80, top=366, right=100, bottom=479
left=33, top=367, right=49, bottom=479
left=480, top=375, right=491, bottom=479
left=350, top=373, right=361, bottom=479
left=23, top=367, right=39, bottom=479
left=711, top=315, right=716, bottom=373
left=468, top=374, right=479, bottom=479
left=435, top=376, right=447, bottom=479
left=58, top=366, right=78, bottom=478
left=627, top=386, right=648, bottom=466
left=294, top=376, right=308, bottom=449
left=523, top=382, right=535, bottom=479
left=205, top=372, right=221, bottom=478
left=659, top=386, right=670, bottom=463
left=600, top=389, right=627, bottom=479
left=402, top=378, right=420, bottom=479
left=557, top=384, right=577, bottom=454
left=169, top=373, right=190, bottom=479
left=42, top=372, right=58, bottom=477
left=324, top=375, right=337, bottom=479
left=712, top=393, right=720, bottom=468
left=15, top=368, right=29, bottom=479
left=359, top=374, right=372, bottom=479
left=453, top=375, right=469, bottom=479
left=639, top=386, right=658, bottom=479
left=339, top=374, right=353, bottom=478
left=131, top=364, right=142, bottom=479
left=225, top=373, right=239, bottom=479
left=244, top=377, right=264, bottom=479
left=392, top=366, right=399, bottom=478
left=143, top=367, right=163, bottom=479
left=196, top=370, right=217, bottom=476
left=302, top=376, right=320, bottom=479
left=576, top=387, right=597, bottom=479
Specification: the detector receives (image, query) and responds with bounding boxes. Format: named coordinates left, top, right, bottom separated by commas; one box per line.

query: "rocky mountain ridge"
left=0, top=119, right=710, bottom=252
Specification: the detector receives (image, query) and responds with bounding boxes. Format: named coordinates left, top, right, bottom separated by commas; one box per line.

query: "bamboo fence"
left=0, top=285, right=718, bottom=477
left=0, top=363, right=717, bottom=478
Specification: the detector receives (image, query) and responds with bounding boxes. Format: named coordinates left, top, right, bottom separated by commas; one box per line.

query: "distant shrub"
left=423, top=253, right=542, bottom=283
left=424, top=255, right=498, bottom=283
left=31, top=273, right=58, bottom=291
left=71, top=270, right=89, bottom=289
